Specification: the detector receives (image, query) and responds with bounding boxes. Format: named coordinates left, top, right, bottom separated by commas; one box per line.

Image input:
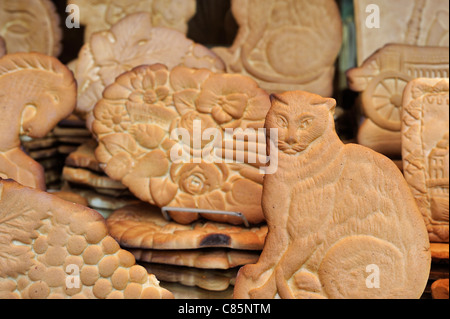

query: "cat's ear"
left=270, top=94, right=288, bottom=105
left=312, top=97, right=336, bottom=115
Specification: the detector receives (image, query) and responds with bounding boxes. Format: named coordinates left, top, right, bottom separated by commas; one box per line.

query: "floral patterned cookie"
left=92, top=64, right=271, bottom=225
left=73, top=12, right=225, bottom=131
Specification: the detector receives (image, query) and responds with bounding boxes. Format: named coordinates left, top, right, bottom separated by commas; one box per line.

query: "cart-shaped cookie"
left=347, top=44, right=449, bottom=131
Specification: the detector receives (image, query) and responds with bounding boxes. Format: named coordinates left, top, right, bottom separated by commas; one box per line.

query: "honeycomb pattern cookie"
left=0, top=178, right=173, bottom=299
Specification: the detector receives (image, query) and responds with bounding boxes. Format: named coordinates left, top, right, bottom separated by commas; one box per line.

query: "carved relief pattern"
left=73, top=13, right=225, bottom=131
left=68, top=0, right=197, bottom=41
left=92, top=64, right=271, bottom=225
left=212, top=0, right=342, bottom=96
left=348, top=44, right=449, bottom=132
left=0, top=0, right=62, bottom=56
left=0, top=53, right=76, bottom=190
left=402, top=78, right=449, bottom=243
left=354, top=0, right=449, bottom=66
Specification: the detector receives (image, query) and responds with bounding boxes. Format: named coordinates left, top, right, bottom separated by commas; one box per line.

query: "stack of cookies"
left=61, top=139, right=140, bottom=218
left=106, top=203, right=267, bottom=297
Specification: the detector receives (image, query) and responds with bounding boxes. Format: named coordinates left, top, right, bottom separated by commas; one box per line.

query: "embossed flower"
left=126, top=65, right=172, bottom=110
left=169, top=66, right=211, bottom=115
left=171, top=162, right=228, bottom=197
left=93, top=101, right=131, bottom=134
left=195, top=74, right=270, bottom=128
left=171, top=110, right=219, bottom=151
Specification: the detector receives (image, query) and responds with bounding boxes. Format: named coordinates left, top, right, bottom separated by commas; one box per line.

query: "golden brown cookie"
left=69, top=0, right=196, bottom=42
left=431, top=279, right=449, bottom=299
left=0, top=0, right=62, bottom=56
left=92, top=63, right=271, bottom=225
left=213, top=0, right=342, bottom=96
left=49, top=190, right=90, bottom=206
left=142, top=263, right=237, bottom=292
left=402, top=78, right=449, bottom=243
left=73, top=12, right=225, bottom=129
left=106, top=203, right=268, bottom=251
left=0, top=178, right=173, bottom=299
left=62, top=167, right=127, bottom=190
left=234, top=90, right=431, bottom=299
left=65, top=139, right=104, bottom=173
left=130, top=248, right=260, bottom=270
left=0, top=52, right=76, bottom=190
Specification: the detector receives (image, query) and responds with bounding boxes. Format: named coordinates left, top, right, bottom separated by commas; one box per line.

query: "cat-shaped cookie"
left=233, top=90, right=431, bottom=299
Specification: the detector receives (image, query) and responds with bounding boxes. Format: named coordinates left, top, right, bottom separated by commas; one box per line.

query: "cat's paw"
left=291, top=271, right=325, bottom=298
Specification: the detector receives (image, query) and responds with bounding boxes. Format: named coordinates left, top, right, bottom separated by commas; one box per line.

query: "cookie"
left=234, top=90, right=431, bottom=299
left=49, top=190, right=90, bottom=206
left=402, top=78, right=449, bottom=243
left=346, top=44, right=449, bottom=156
left=106, top=203, right=268, bottom=251
left=70, top=188, right=140, bottom=211
left=353, top=0, right=449, bottom=66
left=92, top=63, right=271, bottom=225
left=0, top=53, right=76, bottom=190
left=0, top=178, right=173, bottom=299
left=73, top=12, right=225, bottom=129
left=212, top=0, right=342, bottom=96
left=431, top=279, right=449, bottom=299
left=130, top=248, right=260, bottom=270
left=159, top=282, right=234, bottom=299
left=142, top=263, right=237, bottom=292
left=69, top=0, right=196, bottom=42
left=0, top=0, right=62, bottom=56
left=62, top=167, right=127, bottom=190
left=65, top=139, right=104, bottom=173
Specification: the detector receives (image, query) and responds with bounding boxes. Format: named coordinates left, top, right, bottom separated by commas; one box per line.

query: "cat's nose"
left=286, top=136, right=297, bottom=145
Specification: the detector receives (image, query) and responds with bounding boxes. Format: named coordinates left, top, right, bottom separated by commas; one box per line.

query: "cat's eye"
left=299, top=118, right=313, bottom=129
left=276, top=116, right=288, bottom=128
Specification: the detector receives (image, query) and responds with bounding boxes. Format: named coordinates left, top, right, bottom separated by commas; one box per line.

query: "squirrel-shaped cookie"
left=233, top=90, right=431, bottom=299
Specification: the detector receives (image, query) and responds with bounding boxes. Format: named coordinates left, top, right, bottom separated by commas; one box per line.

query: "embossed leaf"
left=0, top=203, right=48, bottom=277
left=149, top=177, right=179, bottom=207
left=129, top=123, right=166, bottom=150
left=100, top=133, right=139, bottom=157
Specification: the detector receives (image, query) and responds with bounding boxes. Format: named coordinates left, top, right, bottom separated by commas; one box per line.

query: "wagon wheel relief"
left=362, top=72, right=412, bottom=132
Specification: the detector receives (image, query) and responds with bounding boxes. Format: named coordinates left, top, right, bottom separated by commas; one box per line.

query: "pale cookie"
left=73, top=12, right=225, bottom=130
left=353, top=0, right=449, bottom=66
left=106, top=203, right=268, bottom=250
left=142, top=263, right=237, bottom=292
left=68, top=0, right=196, bottom=42
left=0, top=178, right=173, bottom=299
left=0, top=0, right=62, bottom=56
left=0, top=53, right=76, bottom=190
left=212, top=0, right=342, bottom=96
left=130, top=248, right=260, bottom=270
left=402, top=78, right=449, bottom=243
left=233, top=90, right=431, bottom=299
left=346, top=44, right=449, bottom=156
left=92, top=63, right=270, bottom=225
